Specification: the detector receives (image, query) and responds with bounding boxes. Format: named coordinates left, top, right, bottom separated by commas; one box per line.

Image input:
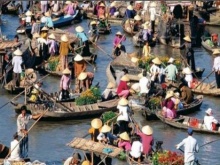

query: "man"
left=176, top=128, right=199, bottom=165
left=212, top=49, right=220, bottom=88
left=139, top=71, right=151, bottom=96
left=8, top=132, right=21, bottom=161
left=179, top=83, right=194, bottom=104
left=164, top=57, right=178, bottom=82
left=17, top=106, right=41, bottom=158
left=149, top=2, right=156, bottom=34
left=12, top=48, right=23, bottom=87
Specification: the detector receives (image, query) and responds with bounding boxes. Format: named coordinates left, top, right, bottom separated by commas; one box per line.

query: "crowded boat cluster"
left=0, top=0, right=220, bottom=165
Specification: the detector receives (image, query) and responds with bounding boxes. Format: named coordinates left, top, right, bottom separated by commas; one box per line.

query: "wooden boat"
left=156, top=113, right=220, bottom=135
left=0, top=143, right=9, bottom=159
left=0, top=40, right=21, bottom=50
left=132, top=31, right=157, bottom=47
left=143, top=95, right=203, bottom=120
left=2, top=1, right=21, bottom=15
left=158, top=36, right=184, bottom=49
left=122, top=19, right=138, bottom=35
left=16, top=10, right=82, bottom=34
left=13, top=99, right=119, bottom=120
left=201, top=36, right=220, bottom=53
left=86, top=13, right=124, bottom=24
left=191, top=81, right=220, bottom=96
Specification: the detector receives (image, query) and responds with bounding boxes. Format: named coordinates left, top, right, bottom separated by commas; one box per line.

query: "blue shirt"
left=125, top=9, right=136, bottom=19
left=76, top=32, right=88, bottom=42
left=45, top=17, right=53, bottom=28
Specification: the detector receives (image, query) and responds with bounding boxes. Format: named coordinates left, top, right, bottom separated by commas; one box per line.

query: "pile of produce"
left=101, top=111, right=117, bottom=124
left=47, top=56, right=60, bottom=71
left=147, top=97, right=161, bottom=110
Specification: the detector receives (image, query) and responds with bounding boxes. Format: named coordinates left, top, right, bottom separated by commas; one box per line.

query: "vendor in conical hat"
left=97, top=124, right=117, bottom=144
left=150, top=57, right=163, bottom=83
left=89, top=118, right=103, bottom=142
left=101, top=82, right=117, bottom=101
left=109, top=1, right=119, bottom=17
left=162, top=90, right=176, bottom=119
left=25, top=10, right=32, bottom=25
left=213, top=49, right=220, bottom=88
left=182, top=67, right=193, bottom=88
left=204, top=108, right=219, bottom=131
left=164, top=57, right=178, bottom=83
left=118, top=132, right=131, bottom=151
left=78, top=72, right=94, bottom=92
left=47, top=33, right=58, bottom=56
left=64, top=1, right=75, bottom=16
left=126, top=5, right=136, bottom=19
left=133, top=15, right=142, bottom=32
left=12, top=48, right=23, bottom=87
left=113, top=31, right=126, bottom=56
left=179, top=82, right=193, bottom=104
left=117, top=75, right=130, bottom=98
left=59, top=68, right=71, bottom=100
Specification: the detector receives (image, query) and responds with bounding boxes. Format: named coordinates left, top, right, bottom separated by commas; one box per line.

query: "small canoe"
left=158, top=36, right=184, bottom=49
left=143, top=95, right=203, bottom=120
left=132, top=31, right=157, bottom=47
left=0, top=40, right=21, bottom=51
left=86, top=13, right=124, bottom=24
left=122, top=19, right=138, bottom=35
left=126, top=154, right=152, bottom=165
left=0, top=143, right=9, bottom=158
left=16, top=10, right=82, bottom=34
left=156, top=113, right=220, bottom=135
left=1, top=1, right=21, bottom=15
left=201, top=36, right=220, bottom=53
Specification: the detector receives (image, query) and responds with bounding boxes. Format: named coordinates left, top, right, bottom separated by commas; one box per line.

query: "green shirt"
left=164, top=64, right=178, bottom=81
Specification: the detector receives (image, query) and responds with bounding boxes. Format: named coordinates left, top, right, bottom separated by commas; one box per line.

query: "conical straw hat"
left=107, top=82, right=115, bottom=89
left=127, top=5, right=133, bottom=10
left=100, top=124, right=111, bottom=133
left=90, top=21, right=97, bottom=25
left=61, top=34, right=69, bottom=42
left=65, top=1, right=72, bottom=4
left=62, top=68, right=71, bottom=74
left=78, top=72, right=87, bottom=80
left=120, top=75, right=130, bottom=81
left=183, top=36, right=191, bottom=42
left=75, top=26, right=84, bottom=33
left=110, top=2, right=116, bottom=7
left=13, top=48, right=22, bottom=56
left=25, top=68, right=34, bottom=75
left=99, top=3, right=105, bottom=7
left=141, top=125, right=153, bottom=135
left=48, top=33, right=56, bottom=40
left=82, top=161, right=90, bottom=165
left=213, top=49, right=220, bottom=55
left=182, top=67, right=192, bottom=74
left=91, top=118, right=102, bottom=129
left=33, top=33, right=40, bottom=39
left=118, top=97, right=128, bottom=106
left=74, top=54, right=83, bottom=61
left=165, top=90, right=174, bottom=99
left=143, top=24, right=149, bottom=30
left=131, top=57, right=139, bottom=63
left=168, top=57, right=175, bottom=63
left=134, top=15, right=142, bottom=21
left=119, top=132, right=130, bottom=141
left=116, top=31, right=122, bottom=35
left=205, top=108, right=213, bottom=115
left=25, top=10, right=32, bottom=16
left=45, top=11, right=51, bottom=17
left=152, top=57, right=162, bottom=65
left=41, top=26, right=49, bottom=31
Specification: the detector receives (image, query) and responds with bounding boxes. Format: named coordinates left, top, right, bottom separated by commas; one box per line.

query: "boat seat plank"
left=98, top=100, right=118, bottom=108
left=183, top=117, right=190, bottom=125
left=74, top=106, right=80, bottom=112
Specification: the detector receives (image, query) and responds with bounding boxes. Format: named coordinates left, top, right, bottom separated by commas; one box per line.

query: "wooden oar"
left=5, top=107, right=49, bottom=160
left=194, top=70, right=215, bottom=89
left=90, top=41, right=113, bottom=60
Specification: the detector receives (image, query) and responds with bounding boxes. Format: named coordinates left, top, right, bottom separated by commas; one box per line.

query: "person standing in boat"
left=204, top=108, right=219, bottom=131
left=113, top=31, right=126, bottom=56
left=125, top=5, right=136, bottom=19
left=45, top=11, right=54, bottom=30
left=139, top=71, right=151, bottom=97
left=8, top=132, right=21, bottom=161
left=31, top=18, right=40, bottom=35
left=88, top=21, right=99, bottom=43
left=212, top=49, right=220, bottom=88
left=89, top=118, right=103, bottom=142
left=17, top=106, right=42, bottom=158
left=64, top=1, right=75, bottom=16
left=12, top=48, right=23, bottom=88
left=47, top=33, right=58, bottom=56
left=40, top=0, right=48, bottom=14
left=164, top=57, right=178, bottom=83
left=182, top=67, right=193, bottom=88
left=176, top=128, right=199, bottom=165
left=60, top=68, right=71, bottom=100
left=150, top=57, right=162, bottom=84
left=77, top=72, right=94, bottom=92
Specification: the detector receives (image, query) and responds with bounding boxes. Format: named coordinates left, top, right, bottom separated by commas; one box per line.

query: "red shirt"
left=117, top=80, right=128, bottom=94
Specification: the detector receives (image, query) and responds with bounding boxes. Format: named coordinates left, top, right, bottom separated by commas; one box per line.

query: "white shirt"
left=130, top=141, right=143, bottom=158
left=176, top=136, right=199, bottom=163
left=149, top=7, right=156, bottom=21
left=97, top=132, right=105, bottom=141
left=12, top=56, right=23, bottom=73
left=51, top=1, right=60, bottom=12
left=150, top=64, right=160, bottom=81
left=8, top=139, right=20, bottom=161
left=184, top=74, right=193, bottom=88
left=41, top=1, right=48, bottom=5
left=41, top=16, right=47, bottom=23
left=204, top=115, right=218, bottom=130
left=139, top=77, right=150, bottom=94
left=117, top=105, right=129, bottom=121
left=213, top=56, right=220, bottom=71
left=26, top=16, right=31, bottom=23
left=17, top=114, right=32, bottom=136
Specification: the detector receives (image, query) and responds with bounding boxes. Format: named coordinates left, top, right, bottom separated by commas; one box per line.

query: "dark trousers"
left=114, top=45, right=126, bottom=56
left=20, top=136, right=28, bottom=158
left=13, top=72, right=20, bottom=87
left=151, top=20, right=155, bottom=34
left=215, top=72, right=220, bottom=88
left=119, top=120, right=129, bottom=133
left=61, top=89, right=70, bottom=100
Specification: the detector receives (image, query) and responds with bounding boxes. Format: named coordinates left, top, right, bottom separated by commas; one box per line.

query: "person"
left=59, top=34, right=73, bottom=71
left=12, top=48, right=23, bottom=87
left=64, top=1, right=75, bottom=15
left=88, top=118, right=103, bottom=142
left=139, top=71, right=151, bottom=97
left=133, top=15, right=142, bottom=32
left=113, top=31, right=126, bottom=56
left=109, top=2, right=118, bottom=17
left=204, top=108, right=219, bottom=131
left=47, top=33, right=58, bottom=56
left=17, top=106, right=41, bottom=158
left=101, top=82, right=117, bottom=101
left=117, top=75, right=130, bottom=98
left=173, top=92, right=184, bottom=110
left=45, top=11, right=54, bottom=29
left=40, top=13, right=47, bottom=23
left=88, top=21, right=99, bottom=43
left=125, top=5, right=136, bottom=19
left=150, top=57, right=162, bottom=84
left=129, top=135, right=143, bottom=163
left=116, top=68, right=128, bottom=87
left=51, top=0, right=60, bottom=12
left=162, top=91, right=176, bottom=119
left=176, top=128, right=199, bottom=165
left=28, top=81, right=42, bottom=103
left=97, top=124, right=117, bottom=145
left=98, top=15, right=110, bottom=32
left=182, top=67, right=193, bottom=88
left=149, top=2, right=156, bottom=34
left=179, top=83, right=194, bottom=104
left=164, top=57, right=178, bottom=82
left=212, top=49, right=220, bottom=88
left=31, top=17, right=40, bottom=35
left=117, top=98, right=130, bottom=133
left=25, top=11, right=32, bottom=25
left=8, top=132, right=21, bottom=161
left=60, top=68, right=71, bottom=100
left=142, top=41, right=151, bottom=57
left=136, top=125, right=154, bottom=157
left=78, top=72, right=94, bottom=92
left=75, top=26, right=91, bottom=57
left=118, top=132, right=131, bottom=151
left=40, top=0, right=48, bottom=13
left=64, top=153, right=81, bottom=165
left=97, top=3, right=106, bottom=18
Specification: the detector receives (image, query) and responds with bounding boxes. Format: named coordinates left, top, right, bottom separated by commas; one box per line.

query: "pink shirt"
left=113, top=36, right=126, bottom=47
left=60, top=75, right=71, bottom=90
left=65, top=4, right=74, bottom=15
left=47, top=39, right=57, bottom=54
left=118, top=141, right=131, bottom=151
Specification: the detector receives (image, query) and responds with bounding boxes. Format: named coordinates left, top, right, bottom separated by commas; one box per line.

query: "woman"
left=182, top=67, right=193, bottom=88
left=118, top=132, right=131, bottom=151
left=162, top=91, right=176, bottom=119
left=97, top=124, right=117, bottom=145
left=142, top=41, right=151, bottom=57
left=88, top=118, right=103, bottom=142
left=133, top=15, right=142, bottom=32
left=59, top=34, right=73, bottom=71
left=97, top=3, right=106, bottom=18
left=204, top=108, right=219, bottom=131
left=60, top=68, right=71, bottom=100
left=101, top=82, right=117, bottom=101
left=113, top=31, right=126, bottom=56
left=117, top=75, right=130, bottom=98
left=64, top=1, right=75, bottom=15
left=117, top=98, right=130, bottom=133
left=77, top=72, right=94, bottom=92
left=172, top=92, right=183, bottom=110
left=47, top=33, right=58, bottom=56
left=45, top=11, right=54, bottom=29
left=75, top=26, right=91, bottom=57
left=125, top=5, right=136, bottom=19
left=129, top=135, right=143, bottom=163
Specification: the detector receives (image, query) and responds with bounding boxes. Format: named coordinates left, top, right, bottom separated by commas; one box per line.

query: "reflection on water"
left=1, top=14, right=220, bottom=164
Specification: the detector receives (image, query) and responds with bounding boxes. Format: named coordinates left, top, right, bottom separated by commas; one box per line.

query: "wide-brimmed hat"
left=174, top=92, right=180, bottom=98
left=65, top=1, right=72, bottom=4
left=75, top=26, right=84, bottom=33
left=116, top=31, right=122, bottom=36
left=143, top=24, right=149, bottom=30
left=33, top=33, right=40, bottom=39
left=78, top=72, right=87, bottom=80
left=82, top=160, right=90, bottom=165
left=213, top=49, right=220, bottom=55
left=48, top=33, right=56, bottom=40
left=99, top=3, right=105, bottom=7
left=118, top=97, right=128, bottom=106
left=91, top=118, right=102, bottom=129
left=152, top=57, right=162, bottom=65
left=90, top=21, right=97, bottom=25
left=127, top=5, right=133, bottom=10
left=74, top=54, right=83, bottom=61
left=183, top=36, right=191, bottom=42
left=120, top=75, right=130, bottom=81
left=119, top=132, right=130, bottom=141
left=131, top=57, right=139, bottom=63
left=142, top=125, right=153, bottom=135
left=25, top=68, right=34, bottom=75
left=45, top=11, right=51, bottom=17
left=61, top=34, right=69, bottom=42
left=165, top=90, right=174, bottom=99
left=182, top=67, right=192, bottom=74
left=25, top=10, right=32, bottom=16
left=13, top=48, right=22, bottom=56
left=205, top=108, right=213, bottom=115
left=101, top=124, right=111, bottom=133
left=107, top=82, right=115, bottom=89
left=31, top=89, right=38, bottom=94
left=134, top=15, right=142, bottom=21
left=110, top=1, right=116, bottom=7
left=168, top=57, right=175, bottom=63
left=41, top=26, right=49, bottom=31
left=62, top=68, right=71, bottom=74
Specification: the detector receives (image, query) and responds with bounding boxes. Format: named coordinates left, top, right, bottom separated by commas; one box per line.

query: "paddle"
left=0, top=74, right=50, bottom=110
left=194, top=70, right=215, bottom=89
left=111, top=34, right=126, bottom=58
